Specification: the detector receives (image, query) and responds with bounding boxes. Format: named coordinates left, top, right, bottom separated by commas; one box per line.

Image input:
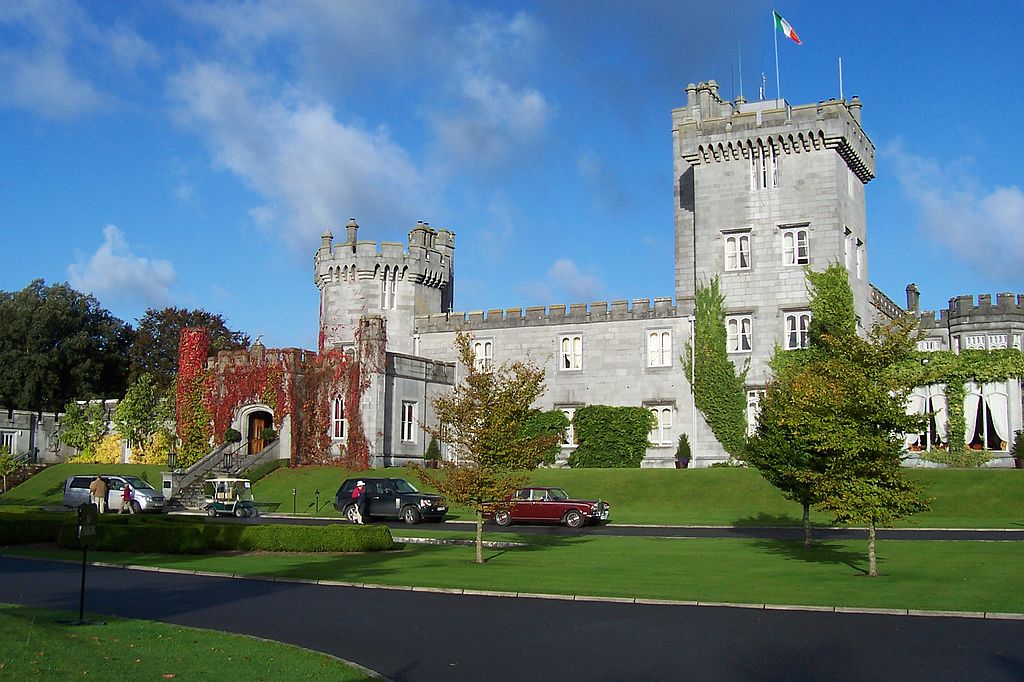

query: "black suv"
left=333, top=477, right=447, bottom=524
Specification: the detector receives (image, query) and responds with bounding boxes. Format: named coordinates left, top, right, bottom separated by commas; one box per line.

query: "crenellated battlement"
left=673, top=80, right=875, bottom=183
left=206, top=344, right=315, bottom=373
left=313, top=218, right=454, bottom=291
left=947, top=293, right=1024, bottom=317
left=415, top=297, right=683, bottom=333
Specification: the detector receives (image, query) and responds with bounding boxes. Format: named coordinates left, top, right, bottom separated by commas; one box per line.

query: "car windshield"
left=392, top=479, right=419, bottom=494
left=123, top=476, right=154, bottom=491
left=546, top=488, right=569, bottom=501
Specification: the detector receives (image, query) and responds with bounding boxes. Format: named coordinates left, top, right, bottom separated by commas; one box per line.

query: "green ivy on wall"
left=519, top=410, right=570, bottom=466
left=683, top=276, right=748, bottom=459
left=568, top=405, right=655, bottom=468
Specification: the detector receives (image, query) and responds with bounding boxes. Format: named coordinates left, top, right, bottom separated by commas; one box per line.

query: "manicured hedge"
left=57, top=521, right=393, bottom=554
left=0, top=512, right=66, bottom=545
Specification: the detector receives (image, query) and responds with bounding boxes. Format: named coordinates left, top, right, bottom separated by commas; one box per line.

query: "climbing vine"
left=683, top=276, right=749, bottom=460
left=176, top=328, right=212, bottom=467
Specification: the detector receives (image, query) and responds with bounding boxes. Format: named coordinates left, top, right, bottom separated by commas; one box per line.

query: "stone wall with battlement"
left=414, top=297, right=682, bottom=333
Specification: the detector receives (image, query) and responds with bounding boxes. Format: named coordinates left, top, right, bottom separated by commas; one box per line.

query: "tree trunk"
left=867, top=521, right=878, bottom=577
left=475, top=508, right=484, bottom=564
left=802, top=502, right=811, bottom=549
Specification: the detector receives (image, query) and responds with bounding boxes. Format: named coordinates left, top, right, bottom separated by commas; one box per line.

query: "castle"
left=10, top=80, right=1020, bottom=470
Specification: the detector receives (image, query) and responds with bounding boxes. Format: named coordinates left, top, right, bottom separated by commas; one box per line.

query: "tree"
left=0, top=447, right=19, bottom=494
left=748, top=263, right=929, bottom=573
left=114, top=373, right=174, bottom=460
left=683, top=276, right=749, bottom=460
left=59, top=401, right=109, bottom=458
left=418, top=332, right=557, bottom=563
left=0, top=280, right=131, bottom=412
left=129, top=307, right=250, bottom=392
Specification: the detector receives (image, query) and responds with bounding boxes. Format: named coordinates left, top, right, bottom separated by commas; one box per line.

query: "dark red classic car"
left=487, top=487, right=609, bottom=528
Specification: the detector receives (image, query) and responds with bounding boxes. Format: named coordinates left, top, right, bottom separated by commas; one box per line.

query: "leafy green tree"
left=0, top=280, right=131, bottom=412
left=683, top=276, right=748, bottom=460
left=0, top=447, right=19, bottom=494
left=129, top=307, right=250, bottom=391
left=59, top=401, right=109, bottom=457
left=418, top=332, right=556, bottom=563
left=114, top=373, right=174, bottom=452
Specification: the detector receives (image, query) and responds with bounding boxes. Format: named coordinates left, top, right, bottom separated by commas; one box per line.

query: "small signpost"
left=58, top=503, right=105, bottom=626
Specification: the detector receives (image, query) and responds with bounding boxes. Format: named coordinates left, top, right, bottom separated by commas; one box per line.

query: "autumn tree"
left=114, top=373, right=175, bottom=463
left=418, top=332, right=557, bottom=563
left=0, top=280, right=131, bottom=412
left=129, top=307, right=250, bottom=392
left=59, top=401, right=109, bottom=458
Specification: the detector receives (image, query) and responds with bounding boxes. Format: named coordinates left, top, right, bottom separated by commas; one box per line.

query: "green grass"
left=9, top=534, right=1024, bottom=613
left=0, top=603, right=373, bottom=680
left=0, top=463, right=167, bottom=508
left=7, top=464, right=1024, bottom=528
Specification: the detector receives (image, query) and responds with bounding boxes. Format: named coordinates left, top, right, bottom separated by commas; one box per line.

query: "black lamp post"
left=292, top=488, right=296, bottom=514
left=315, top=488, right=320, bottom=513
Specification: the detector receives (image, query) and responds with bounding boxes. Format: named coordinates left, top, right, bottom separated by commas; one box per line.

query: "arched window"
left=331, top=397, right=346, bottom=440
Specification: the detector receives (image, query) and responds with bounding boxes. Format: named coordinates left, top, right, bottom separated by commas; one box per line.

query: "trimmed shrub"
left=569, top=405, right=655, bottom=468
left=223, top=428, right=242, bottom=444
left=259, top=427, right=277, bottom=442
left=57, top=520, right=393, bottom=554
left=0, top=513, right=66, bottom=544
left=246, top=458, right=288, bottom=482
left=519, top=410, right=570, bottom=466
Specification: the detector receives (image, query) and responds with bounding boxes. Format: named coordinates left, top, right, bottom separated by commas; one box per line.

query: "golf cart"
left=203, top=478, right=259, bottom=518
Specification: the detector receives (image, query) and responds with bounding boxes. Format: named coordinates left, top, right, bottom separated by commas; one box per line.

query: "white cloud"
left=520, top=259, right=604, bottom=304
left=169, top=62, right=430, bottom=247
left=68, top=224, right=176, bottom=307
left=887, top=141, right=1024, bottom=278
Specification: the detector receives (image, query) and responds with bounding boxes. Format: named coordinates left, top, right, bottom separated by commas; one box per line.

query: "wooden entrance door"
left=248, top=413, right=270, bottom=455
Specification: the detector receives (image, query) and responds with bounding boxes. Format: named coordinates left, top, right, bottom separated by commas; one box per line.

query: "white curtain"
left=931, top=387, right=948, bottom=443
left=984, top=383, right=1010, bottom=447
left=963, top=383, right=982, bottom=446
left=905, top=390, right=926, bottom=447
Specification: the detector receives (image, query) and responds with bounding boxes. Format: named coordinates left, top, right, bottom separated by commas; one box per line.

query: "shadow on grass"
left=750, top=537, right=869, bottom=575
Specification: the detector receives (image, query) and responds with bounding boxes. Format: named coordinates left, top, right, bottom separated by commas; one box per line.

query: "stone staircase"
left=165, top=439, right=284, bottom=510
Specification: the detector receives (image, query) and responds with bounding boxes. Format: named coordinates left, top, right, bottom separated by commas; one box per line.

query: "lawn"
left=9, top=533, right=1024, bottom=614
left=5, top=463, right=1023, bottom=528
left=0, top=603, right=373, bottom=680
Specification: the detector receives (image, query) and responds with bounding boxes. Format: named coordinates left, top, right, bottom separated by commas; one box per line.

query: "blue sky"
left=2, top=1, right=1021, bottom=350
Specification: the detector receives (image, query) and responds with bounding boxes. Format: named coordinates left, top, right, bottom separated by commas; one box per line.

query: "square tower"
left=672, top=80, right=875, bottom=385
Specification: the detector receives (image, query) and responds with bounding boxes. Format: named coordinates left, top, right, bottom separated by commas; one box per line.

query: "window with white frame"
left=988, top=334, right=1008, bottom=350
left=843, top=227, right=853, bottom=270
left=401, top=401, right=417, bottom=443
left=381, top=266, right=397, bottom=309
left=0, top=431, right=16, bottom=454
left=855, top=239, right=865, bottom=280
left=905, top=384, right=947, bottom=451
left=964, top=335, right=986, bottom=350
left=330, top=397, right=346, bottom=440
left=916, top=338, right=941, bottom=351
left=724, top=232, right=751, bottom=271
left=1014, top=335, right=1022, bottom=350
left=648, top=405, right=673, bottom=446
left=560, top=407, right=577, bottom=447
left=746, top=390, right=763, bottom=436
left=781, top=227, right=809, bottom=266
left=966, top=382, right=1011, bottom=450
left=472, top=339, right=493, bottom=372
left=784, top=312, right=811, bottom=350
left=750, top=142, right=778, bottom=190
left=647, top=330, right=672, bottom=367
left=726, top=316, right=752, bottom=353
left=559, top=335, right=583, bottom=371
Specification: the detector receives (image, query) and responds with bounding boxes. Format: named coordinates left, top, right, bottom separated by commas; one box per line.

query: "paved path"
left=2, top=555, right=1022, bottom=681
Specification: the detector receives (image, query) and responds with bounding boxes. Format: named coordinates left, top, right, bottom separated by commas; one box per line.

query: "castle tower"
left=314, top=218, right=455, bottom=355
left=672, top=81, right=876, bottom=385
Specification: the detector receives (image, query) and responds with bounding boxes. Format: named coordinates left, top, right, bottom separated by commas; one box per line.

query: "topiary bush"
left=675, top=433, right=692, bottom=468
left=259, top=427, right=277, bottom=442
left=519, top=410, right=570, bottom=466
left=223, top=428, right=242, bottom=444
left=568, top=405, right=654, bottom=468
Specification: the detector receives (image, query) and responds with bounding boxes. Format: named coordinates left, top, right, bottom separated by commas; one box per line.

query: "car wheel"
left=344, top=504, right=360, bottom=523
left=494, top=510, right=512, bottom=526
left=130, top=501, right=142, bottom=514
left=564, top=510, right=584, bottom=528
left=401, top=506, right=422, bottom=525
left=207, top=507, right=218, bottom=517
left=234, top=507, right=246, bottom=518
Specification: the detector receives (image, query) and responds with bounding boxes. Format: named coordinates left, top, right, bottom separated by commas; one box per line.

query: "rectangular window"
left=381, top=267, right=397, bottom=310
left=916, top=339, right=941, bottom=352
left=784, top=312, right=811, bottom=350
left=750, top=143, right=778, bottom=190
left=1014, top=335, right=1022, bottom=351
left=781, top=228, right=809, bottom=266
left=988, top=334, right=1008, bottom=350
left=472, top=339, right=493, bottom=372
left=844, top=227, right=853, bottom=270
left=964, top=335, right=986, bottom=350
left=647, top=330, right=672, bottom=367
left=401, top=401, right=417, bottom=443
left=559, top=335, right=583, bottom=371
left=856, top=239, right=865, bottom=280
left=560, top=408, right=577, bottom=447
left=746, top=390, right=764, bottom=436
left=726, top=316, right=752, bottom=353
left=0, top=431, right=16, bottom=454
left=724, top=233, right=751, bottom=271
left=648, top=406, right=673, bottom=446
left=331, top=397, right=346, bottom=440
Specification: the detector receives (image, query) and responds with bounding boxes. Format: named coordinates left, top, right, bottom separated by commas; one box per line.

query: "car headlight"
left=419, top=498, right=433, bottom=507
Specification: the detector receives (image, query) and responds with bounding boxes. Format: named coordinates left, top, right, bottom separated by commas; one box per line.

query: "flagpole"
left=773, top=12, right=781, bottom=101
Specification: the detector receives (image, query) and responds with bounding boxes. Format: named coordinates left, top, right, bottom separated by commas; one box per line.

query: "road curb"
left=5, top=552, right=1018, bottom=622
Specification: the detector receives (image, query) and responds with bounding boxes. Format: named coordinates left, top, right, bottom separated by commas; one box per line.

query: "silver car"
left=64, top=475, right=166, bottom=513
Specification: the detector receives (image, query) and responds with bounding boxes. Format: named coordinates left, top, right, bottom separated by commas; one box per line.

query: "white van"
left=64, top=475, right=166, bottom=513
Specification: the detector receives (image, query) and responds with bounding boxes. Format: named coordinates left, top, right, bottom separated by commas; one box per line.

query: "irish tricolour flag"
left=773, top=10, right=801, bottom=45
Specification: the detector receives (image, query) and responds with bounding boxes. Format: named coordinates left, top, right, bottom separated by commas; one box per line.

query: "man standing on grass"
left=89, top=475, right=107, bottom=513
